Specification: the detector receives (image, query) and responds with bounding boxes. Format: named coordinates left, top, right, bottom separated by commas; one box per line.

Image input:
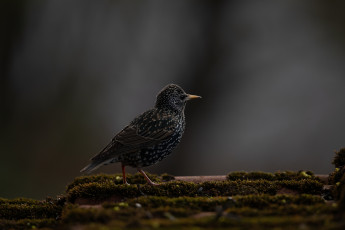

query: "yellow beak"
left=187, top=94, right=202, bottom=100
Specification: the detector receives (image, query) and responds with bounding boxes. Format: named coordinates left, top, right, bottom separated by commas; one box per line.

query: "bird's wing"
left=91, top=116, right=175, bottom=161
left=115, top=125, right=173, bottom=146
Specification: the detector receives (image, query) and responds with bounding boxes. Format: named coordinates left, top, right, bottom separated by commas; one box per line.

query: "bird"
left=80, top=84, right=201, bottom=186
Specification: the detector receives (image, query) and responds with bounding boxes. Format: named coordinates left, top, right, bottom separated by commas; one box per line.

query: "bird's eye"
left=180, top=95, right=187, bottom=100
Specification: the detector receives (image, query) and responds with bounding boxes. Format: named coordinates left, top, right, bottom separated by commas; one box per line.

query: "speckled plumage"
left=80, top=84, right=201, bottom=185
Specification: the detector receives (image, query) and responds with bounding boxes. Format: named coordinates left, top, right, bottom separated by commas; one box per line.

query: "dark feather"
left=89, top=109, right=174, bottom=163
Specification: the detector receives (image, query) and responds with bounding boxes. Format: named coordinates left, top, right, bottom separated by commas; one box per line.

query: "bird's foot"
left=138, top=168, right=160, bottom=186
left=147, top=181, right=160, bottom=186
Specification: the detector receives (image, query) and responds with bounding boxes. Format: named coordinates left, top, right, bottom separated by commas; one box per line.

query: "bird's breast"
left=135, top=119, right=185, bottom=168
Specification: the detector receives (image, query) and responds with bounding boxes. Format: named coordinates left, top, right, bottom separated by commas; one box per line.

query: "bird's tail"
left=80, top=158, right=115, bottom=174
left=80, top=161, right=103, bottom=174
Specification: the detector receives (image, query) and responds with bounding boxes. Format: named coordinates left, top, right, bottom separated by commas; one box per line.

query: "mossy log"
left=0, top=171, right=343, bottom=229
left=2, top=150, right=345, bottom=230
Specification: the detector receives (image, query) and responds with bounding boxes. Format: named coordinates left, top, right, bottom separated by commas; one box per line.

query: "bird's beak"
left=186, top=94, right=202, bottom=100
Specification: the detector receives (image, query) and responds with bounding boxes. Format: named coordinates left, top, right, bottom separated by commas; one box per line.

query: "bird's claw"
left=148, top=181, right=159, bottom=186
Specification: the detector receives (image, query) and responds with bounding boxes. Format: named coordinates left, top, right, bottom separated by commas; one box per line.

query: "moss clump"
left=328, top=148, right=345, bottom=209
left=67, top=173, right=164, bottom=191
left=227, top=171, right=318, bottom=182
left=0, top=218, right=57, bottom=230
left=67, top=178, right=323, bottom=203
left=114, top=196, right=226, bottom=211
left=338, top=178, right=345, bottom=211
left=328, top=167, right=345, bottom=185
left=199, top=180, right=276, bottom=196
left=62, top=203, right=151, bottom=224
left=334, top=171, right=345, bottom=211
left=0, top=198, right=42, bottom=205
left=276, top=179, right=323, bottom=195
left=1, top=170, right=341, bottom=229
left=59, top=194, right=334, bottom=226
left=0, top=197, right=63, bottom=220
left=161, top=173, right=175, bottom=182
left=329, top=148, right=345, bottom=186
left=328, top=148, right=345, bottom=185
left=327, top=148, right=345, bottom=216
left=332, top=148, right=345, bottom=168
left=232, top=194, right=325, bottom=208
left=62, top=204, right=113, bottom=224
left=119, top=194, right=325, bottom=211
left=67, top=181, right=199, bottom=203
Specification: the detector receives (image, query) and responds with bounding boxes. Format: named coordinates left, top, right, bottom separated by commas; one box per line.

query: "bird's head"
left=155, top=84, right=201, bottom=113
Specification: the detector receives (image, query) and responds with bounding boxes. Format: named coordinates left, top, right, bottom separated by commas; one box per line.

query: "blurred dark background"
left=1, top=0, right=345, bottom=199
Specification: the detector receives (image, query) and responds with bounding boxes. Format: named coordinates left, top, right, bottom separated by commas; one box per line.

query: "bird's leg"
left=138, top=169, right=159, bottom=186
left=122, top=163, right=130, bottom=185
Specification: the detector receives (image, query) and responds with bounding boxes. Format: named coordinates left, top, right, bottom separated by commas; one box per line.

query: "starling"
left=80, top=84, right=201, bottom=185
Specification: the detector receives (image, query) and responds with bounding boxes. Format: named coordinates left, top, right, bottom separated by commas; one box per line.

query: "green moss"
left=329, top=148, right=345, bottom=210
left=329, top=148, right=345, bottom=186
left=67, top=181, right=140, bottom=203
left=62, top=203, right=151, bottom=224
left=0, top=218, right=57, bottom=230
left=161, top=173, right=175, bottom=182
left=66, top=173, right=164, bottom=192
left=117, top=194, right=324, bottom=211
left=1, top=170, right=339, bottom=229
left=0, top=198, right=42, bottom=205
left=328, top=167, right=345, bottom=185
left=0, top=197, right=63, bottom=220
left=62, top=204, right=112, bottom=224
left=337, top=173, right=345, bottom=211
left=63, top=204, right=335, bottom=225
left=110, top=196, right=225, bottom=211
left=276, top=179, right=323, bottom=195
left=67, top=179, right=323, bottom=203
left=58, top=194, right=334, bottom=226
left=227, top=171, right=318, bottom=182
left=232, top=194, right=325, bottom=208
left=332, top=148, right=345, bottom=168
